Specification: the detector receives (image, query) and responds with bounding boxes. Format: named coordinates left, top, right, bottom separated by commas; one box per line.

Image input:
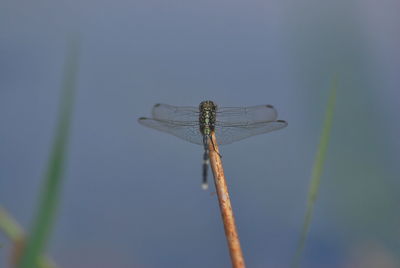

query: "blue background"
left=1, top=0, right=399, bottom=267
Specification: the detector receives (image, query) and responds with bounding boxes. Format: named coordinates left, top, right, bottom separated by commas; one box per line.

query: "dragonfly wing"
left=138, top=117, right=203, bottom=145
left=216, top=105, right=278, bottom=124
left=151, top=103, right=199, bottom=122
left=214, top=120, right=288, bottom=145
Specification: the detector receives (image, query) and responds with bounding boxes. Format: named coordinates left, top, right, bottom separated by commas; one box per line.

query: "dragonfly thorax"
left=199, top=100, right=217, bottom=137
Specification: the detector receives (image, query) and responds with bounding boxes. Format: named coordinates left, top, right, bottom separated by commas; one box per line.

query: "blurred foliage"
left=291, top=77, right=337, bottom=268
left=0, top=206, right=59, bottom=268
left=15, top=40, right=79, bottom=268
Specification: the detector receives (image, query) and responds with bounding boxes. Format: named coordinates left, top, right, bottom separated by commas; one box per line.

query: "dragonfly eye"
left=199, top=100, right=216, bottom=110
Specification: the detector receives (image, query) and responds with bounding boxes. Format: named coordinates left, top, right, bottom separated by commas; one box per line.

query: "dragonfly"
left=138, top=100, right=287, bottom=189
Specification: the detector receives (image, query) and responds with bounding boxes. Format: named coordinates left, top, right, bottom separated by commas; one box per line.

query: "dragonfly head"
left=199, top=100, right=217, bottom=111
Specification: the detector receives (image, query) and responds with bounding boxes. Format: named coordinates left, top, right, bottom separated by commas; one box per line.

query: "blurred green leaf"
left=17, top=39, right=79, bottom=268
left=0, top=206, right=60, bottom=268
left=0, top=205, right=24, bottom=241
left=291, top=76, right=337, bottom=268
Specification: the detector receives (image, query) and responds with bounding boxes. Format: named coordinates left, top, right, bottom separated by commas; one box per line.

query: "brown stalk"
left=208, top=132, right=246, bottom=268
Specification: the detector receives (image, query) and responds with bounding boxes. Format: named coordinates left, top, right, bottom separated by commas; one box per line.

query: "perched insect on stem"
left=139, top=100, right=287, bottom=189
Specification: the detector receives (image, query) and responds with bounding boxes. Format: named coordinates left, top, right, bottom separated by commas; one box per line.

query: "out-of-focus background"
left=1, top=0, right=399, bottom=267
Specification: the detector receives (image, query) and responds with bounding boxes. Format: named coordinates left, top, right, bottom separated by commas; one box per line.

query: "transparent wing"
left=151, top=103, right=199, bottom=122
left=216, top=105, right=278, bottom=125
left=138, top=117, right=203, bottom=145
left=215, top=120, right=288, bottom=145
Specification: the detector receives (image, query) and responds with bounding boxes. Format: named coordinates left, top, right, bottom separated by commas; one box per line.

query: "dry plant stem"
left=208, top=132, right=246, bottom=268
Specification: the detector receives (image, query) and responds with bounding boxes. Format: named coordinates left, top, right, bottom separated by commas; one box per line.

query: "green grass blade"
left=0, top=206, right=60, bottom=268
left=17, top=40, right=79, bottom=268
left=290, top=77, right=337, bottom=268
left=0, top=206, right=24, bottom=241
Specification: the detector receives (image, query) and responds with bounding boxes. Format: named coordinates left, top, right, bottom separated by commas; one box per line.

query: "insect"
left=138, top=100, right=287, bottom=189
